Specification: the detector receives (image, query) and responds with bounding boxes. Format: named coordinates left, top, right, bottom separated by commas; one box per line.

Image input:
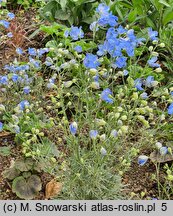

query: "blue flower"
left=97, top=43, right=107, bottom=56
left=69, top=122, right=77, bottom=135
left=93, top=75, right=99, bottom=82
left=148, top=56, right=160, bottom=68
left=115, top=56, right=127, bottom=68
left=148, top=28, right=158, bottom=41
left=123, top=70, right=129, bottom=76
left=89, top=21, right=99, bottom=32
left=29, top=57, right=40, bottom=68
left=69, top=26, right=84, bottom=41
left=127, top=29, right=136, bottom=41
left=96, top=3, right=110, bottom=16
left=0, top=20, right=10, bottom=28
left=7, top=12, right=15, bottom=19
left=145, top=76, right=156, bottom=88
left=0, top=75, right=8, bottom=85
left=138, top=155, right=149, bottom=166
left=100, top=88, right=113, bottom=104
left=64, top=30, right=69, bottom=38
left=7, top=32, right=13, bottom=38
left=116, top=25, right=127, bottom=34
left=89, top=130, right=98, bottom=139
left=100, top=147, right=107, bottom=156
left=28, top=47, right=37, bottom=56
left=106, top=27, right=118, bottom=40
left=44, top=57, right=53, bottom=66
left=140, top=92, right=148, bottom=99
left=0, top=122, right=3, bottom=132
left=98, top=13, right=118, bottom=27
left=74, top=45, right=82, bottom=53
left=16, top=47, right=23, bottom=55
left=11, top=74, right=20, bottom=82
left=110, top=129, right=118, bottom=138
left=168, top=103, right=173, bottom=115
left=23, top=86, right=30, bottom=94
left=134, top=78, right=144, bottom=91
left=37, top=48, right=49, bottom=57
left=47, top=83, right=55, bottom=89
left=83, top=53, right=100, bottom=69
left=18, top=100, right=29, bottom=110
left=160, top=147, right=168, bottom=155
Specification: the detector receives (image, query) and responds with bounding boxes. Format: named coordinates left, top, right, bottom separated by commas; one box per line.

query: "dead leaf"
left=0, top=131, right=15, bottom=140
left=150, top=151, right=173, bottom=163
left=45, top=179, right=62, bottom=199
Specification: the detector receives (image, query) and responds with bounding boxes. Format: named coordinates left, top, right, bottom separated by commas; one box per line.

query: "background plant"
left=39, top=0, right=101, bottom=27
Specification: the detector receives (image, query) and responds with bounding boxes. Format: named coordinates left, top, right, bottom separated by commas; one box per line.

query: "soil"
left=122, top=154, right=173, bottom=200
left=122, top=160, right=159, bottom=199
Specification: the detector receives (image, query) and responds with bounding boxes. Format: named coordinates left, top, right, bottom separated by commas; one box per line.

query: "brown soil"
left=122, top=160, right=158, bottom=199
left=122, top=155, right=173, bottom=200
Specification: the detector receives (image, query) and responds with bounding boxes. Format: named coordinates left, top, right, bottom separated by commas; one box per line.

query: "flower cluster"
left=0, top=11, right=15, bottom=37
left=64, top=26, right=84, bottom=41
left=134, top=76, right=158, bottom=91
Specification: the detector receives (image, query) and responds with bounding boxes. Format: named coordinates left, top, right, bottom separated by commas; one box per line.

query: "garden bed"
left=0, top=1, right=173, bottom=200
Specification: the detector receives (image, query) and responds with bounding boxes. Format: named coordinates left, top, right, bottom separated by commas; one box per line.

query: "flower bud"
left=114, top=113, right=120, bottom=119
left=100, top=147, right=107, bottom=156
left=151, top=51, right=159, bottom=56
left=120, top=125, right=128, bottom=133
left=95, top=118, right=106, bottom=126
left=89, top=68, right=97, bottom=76
left=117, top=106, right=123, bottom=112
left=90, top=81, right=100, bottom=89
left=159, top=43, right=165, bottom=48
left=148, top=46, right=153, bottom=52
left=121, top=115, right=127, bottom=121
left=64, top=81, right=73, bottom=88
left=155, top=68, right=162, bottom=73
left=100, top=134, right=106, bottom=141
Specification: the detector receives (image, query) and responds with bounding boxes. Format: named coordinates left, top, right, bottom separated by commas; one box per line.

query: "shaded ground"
left=122, top=160, right=159, bottom=199
left=0, top=133, right=53, bottom=200
left=122, top=153, right=173, bottom=200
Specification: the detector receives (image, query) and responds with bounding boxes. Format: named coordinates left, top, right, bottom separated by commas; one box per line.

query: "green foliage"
left=58, top=152, right=123, bottom=199
left=2, top=167, right=20, bottom=180
left=108, top=0, right=173, bottom=29
left=0, top=146, right=11, bottom=156
left=15, top=158, right=34, bottom=172
left=2, top=157, right=42, bottom=199
left=12, top=175, right=42, bottom=199
left=39, top=0, right=99, bottom=26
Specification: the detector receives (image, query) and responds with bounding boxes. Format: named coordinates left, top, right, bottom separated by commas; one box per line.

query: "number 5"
left=161, top=203, right=167, bottom=211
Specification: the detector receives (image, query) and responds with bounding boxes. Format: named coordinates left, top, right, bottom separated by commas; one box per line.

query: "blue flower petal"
left=138, top=155, right=149, bottom=166
left=89, top=130, right=98, bottom=139
left=160, top=147, right=168, bottom=156
left=69, top=122, right=77, bottom=135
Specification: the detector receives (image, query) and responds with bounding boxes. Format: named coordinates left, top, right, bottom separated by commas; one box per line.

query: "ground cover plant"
left=0, top=0, right=173, bottom=200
